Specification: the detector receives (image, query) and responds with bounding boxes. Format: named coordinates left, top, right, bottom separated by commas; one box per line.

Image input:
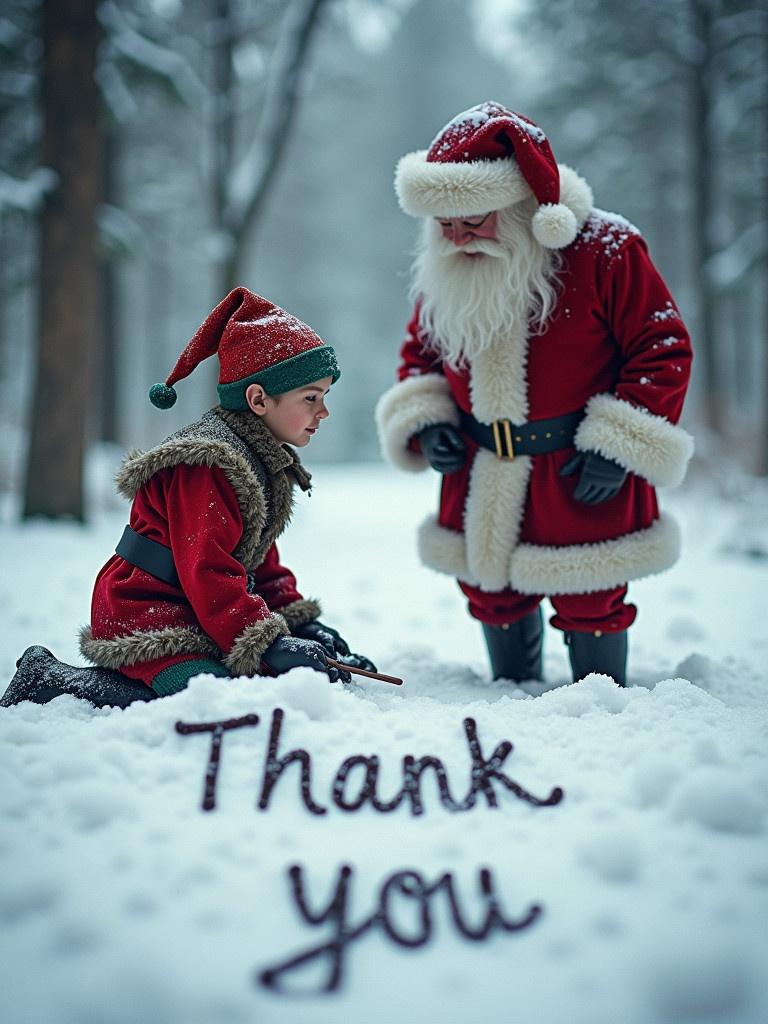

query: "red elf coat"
left=376, top=183, right=693, bottom=597
left=80, top=407, right=320, bottom=676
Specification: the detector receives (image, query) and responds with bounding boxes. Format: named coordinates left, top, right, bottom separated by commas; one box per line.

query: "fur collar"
left=213, top=407, right=312, bottom=491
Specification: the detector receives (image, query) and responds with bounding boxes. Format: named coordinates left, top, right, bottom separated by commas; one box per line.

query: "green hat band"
left=217, top=346, right=340, bottom=411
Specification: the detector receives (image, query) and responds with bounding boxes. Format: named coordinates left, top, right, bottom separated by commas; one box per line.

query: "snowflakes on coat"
left=650, top=301, right=682, bottom=323
left=652, top=336, right=684, bottom=349
left=575, top=209, right=640, bottom=259
left=428, top=101, right=547, bottom=157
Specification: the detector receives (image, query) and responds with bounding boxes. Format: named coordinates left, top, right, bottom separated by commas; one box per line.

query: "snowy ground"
left=1, top=462, right=767, bottom=1024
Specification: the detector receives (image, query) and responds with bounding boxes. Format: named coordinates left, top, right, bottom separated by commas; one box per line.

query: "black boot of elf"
left=482, top=608, right=544, bottom=682
left=0, top=646, right=158, bottom=709
left=565, top=630, right=628, bottom=687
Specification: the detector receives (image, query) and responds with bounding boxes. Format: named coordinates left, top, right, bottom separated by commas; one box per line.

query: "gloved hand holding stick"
left=326, top=658, right=403, bottom=686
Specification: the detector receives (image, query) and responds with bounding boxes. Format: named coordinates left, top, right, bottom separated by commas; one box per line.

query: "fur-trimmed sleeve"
left=165, top=465, right=289, bottom=674
left=247, top=543, right=321, bottom=629
left=375, top=306, right=459, bottom=471
left=576, top=238, right=694, bottom=487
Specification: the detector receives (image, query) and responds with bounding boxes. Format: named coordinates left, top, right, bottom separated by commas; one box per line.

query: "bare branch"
left=224, top=0, right=328, bottom=234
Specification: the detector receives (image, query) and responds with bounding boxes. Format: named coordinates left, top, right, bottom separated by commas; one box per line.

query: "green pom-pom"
left=149, top=383, right=177, bottom=409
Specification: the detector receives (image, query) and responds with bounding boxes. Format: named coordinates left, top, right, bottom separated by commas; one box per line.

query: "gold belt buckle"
left=491, top=419, right=515, bottom=460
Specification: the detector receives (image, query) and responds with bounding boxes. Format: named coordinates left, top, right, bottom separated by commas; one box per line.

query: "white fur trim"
left=417, top=514, right=474, bottom=584
left=417, top=512, right=682, bottom=595
left=469, top=328, right=530, bottom=424
left=464, top=451, right=533, bottom=591
left=532, top=203, right=578, bottom=249
left=375, top=374, right=459, bottom=472
left=558, top=165, right=594, bottom=226
left=510, top=514, right=681, bottom=595
left=395, top=149, right=532, bottom=218
left=395, top=154, right=595, bottom=244
left=575, top=393, right=694, bottom=487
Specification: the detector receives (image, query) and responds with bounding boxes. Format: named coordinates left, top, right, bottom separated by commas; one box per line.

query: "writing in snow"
left=174, top=707, right=565, bottom=815
left=175, top=707, right=566, bottom=993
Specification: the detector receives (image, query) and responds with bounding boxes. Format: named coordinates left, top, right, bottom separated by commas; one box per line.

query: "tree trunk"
left=98, top=131, right=119, bottom=443
left=23, top=0, right=102, bottom=519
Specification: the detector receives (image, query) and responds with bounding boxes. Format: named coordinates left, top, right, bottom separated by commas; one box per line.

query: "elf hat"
left=149, top=287, right=340, bottom=411
left=394, top=101, right=588, bottom=249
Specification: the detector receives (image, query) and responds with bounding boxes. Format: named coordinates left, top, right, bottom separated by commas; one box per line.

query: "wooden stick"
left=326, top=658, right=403, bottom=686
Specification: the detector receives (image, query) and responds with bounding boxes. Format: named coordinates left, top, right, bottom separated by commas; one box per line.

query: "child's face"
left=245, top=376, right=332, bottom=447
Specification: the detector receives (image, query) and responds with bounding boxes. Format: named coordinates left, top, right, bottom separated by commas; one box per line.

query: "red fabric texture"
left=395, top=225, right=692, bottom=618
left=458, top=581, right=636, bottom=633
left=90, top=463, right=303, bottom=677
left=165, top=287, right=327, bottom=390
left=427, top=102, right=560, bottom=206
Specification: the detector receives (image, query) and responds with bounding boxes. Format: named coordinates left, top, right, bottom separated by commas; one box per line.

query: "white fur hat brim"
left=395, top=149, right=532, bottom=219
left=395, top=153, right=593, bottom=249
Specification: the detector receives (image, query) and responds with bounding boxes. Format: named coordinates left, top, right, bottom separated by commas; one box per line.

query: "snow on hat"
left=394, top=101, right=590, bottom=249
left=149, top=287, right=340, bottom=411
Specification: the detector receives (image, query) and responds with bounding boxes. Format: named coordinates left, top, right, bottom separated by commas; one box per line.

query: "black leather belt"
left=116, top=525, right=180, bottom=587
left=458, top=408, right=584, bottom=460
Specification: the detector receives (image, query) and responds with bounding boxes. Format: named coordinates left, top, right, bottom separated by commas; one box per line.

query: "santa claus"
left=376, top=102, right=693, bottom=687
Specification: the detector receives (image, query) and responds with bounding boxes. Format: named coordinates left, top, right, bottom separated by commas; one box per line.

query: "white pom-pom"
left=532, top=202, right=578, bottom=249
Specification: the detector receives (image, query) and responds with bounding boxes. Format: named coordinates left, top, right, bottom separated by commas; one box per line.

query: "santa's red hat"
left=394, top=101, right=592, bottom=249
left=149, top=287, right=340, bottom=410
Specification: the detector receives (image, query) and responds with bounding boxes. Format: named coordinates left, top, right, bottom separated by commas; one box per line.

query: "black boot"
left=565, top=630, right=628, bottom=687
left=482, top=608, right=543, bottom=682
left=1, top=646, right=158, bottom=709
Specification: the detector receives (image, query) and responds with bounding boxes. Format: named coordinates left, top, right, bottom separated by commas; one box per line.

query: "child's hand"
left=336, top=651, right=378, bottom=673
left=262, top=635, right=350, bottom=683
left=294, top=619, right=350, bottom=658
left=294, top=621, right=377, bottom=673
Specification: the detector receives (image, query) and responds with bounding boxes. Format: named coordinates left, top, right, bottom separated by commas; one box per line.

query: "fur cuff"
left=223, top=614, right=289, bottom=677
left=575, top=394, right=694, bottom=488
left=375, top=374, right=459, bottom=471
left=418, top=514, right=474, bottom=584
left=511, top=514, right=681, bottom=595
left=79, top=624, right=219, bottom=670
left=278, top=598, right=322, bottom=630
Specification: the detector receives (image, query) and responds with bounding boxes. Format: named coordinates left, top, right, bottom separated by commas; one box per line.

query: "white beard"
left=410, top=201, right=562, bottom=369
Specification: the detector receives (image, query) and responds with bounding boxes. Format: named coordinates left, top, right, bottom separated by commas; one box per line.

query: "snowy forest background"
left=0, top=0, right=766, bottom=520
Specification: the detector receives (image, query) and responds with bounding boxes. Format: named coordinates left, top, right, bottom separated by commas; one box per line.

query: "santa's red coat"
left=376, top=211, right=694, bottom=597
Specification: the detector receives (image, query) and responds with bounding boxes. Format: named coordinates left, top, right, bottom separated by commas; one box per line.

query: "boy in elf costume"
left=3, top=287, right=374, bottom=708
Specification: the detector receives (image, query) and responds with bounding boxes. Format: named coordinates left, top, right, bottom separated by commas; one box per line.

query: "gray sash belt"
left=116, top=525, right=180, bottom=587
left=458, top=408, right=584, bottom=460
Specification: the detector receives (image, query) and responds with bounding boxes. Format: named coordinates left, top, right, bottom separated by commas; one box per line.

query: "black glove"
left=560, top=451, right=628, bottom=505
left=294, top=620, right=377, bottom=673
left=294, top=619, right=350, bottom=657
left=417, top=423, right=467, bottom=474
left=261, top=635, right=350, bottom=683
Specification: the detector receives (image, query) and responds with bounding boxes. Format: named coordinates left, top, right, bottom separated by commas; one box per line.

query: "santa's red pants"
left=458, top=581, right=636, bottom=633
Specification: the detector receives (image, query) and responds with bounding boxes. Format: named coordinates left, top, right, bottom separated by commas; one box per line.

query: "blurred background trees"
left=1, top=0, right=765, bottom=519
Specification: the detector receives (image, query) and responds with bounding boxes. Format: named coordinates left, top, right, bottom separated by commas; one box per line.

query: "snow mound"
left=578, top=825, right=643, bottom=883
left=670, top=767, right=765, bottom=835
left=643, top=944, right=757, bottom=1021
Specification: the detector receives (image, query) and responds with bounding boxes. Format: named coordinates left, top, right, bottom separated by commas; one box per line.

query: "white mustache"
left=433, top=236, right=506, bottom=259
